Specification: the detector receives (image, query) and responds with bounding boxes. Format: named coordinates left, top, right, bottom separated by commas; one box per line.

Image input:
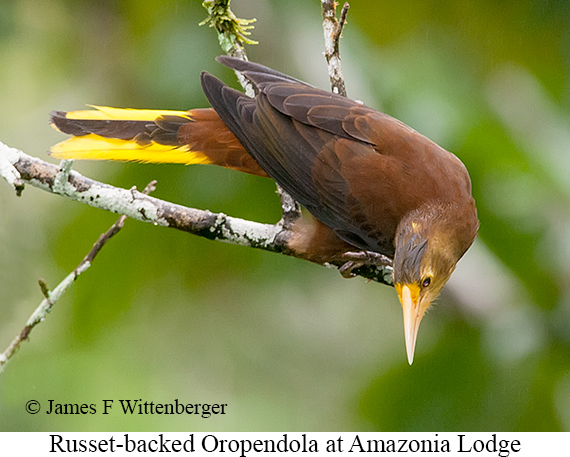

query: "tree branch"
left=0, top=142, right=393, bottom=284
left=321, top=1, right=349, bottom=97
left=0, top=142, right=289, bottom=252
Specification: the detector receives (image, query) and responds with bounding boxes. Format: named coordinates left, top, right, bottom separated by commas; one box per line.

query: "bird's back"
left=202, top=57, right=476, bottom=257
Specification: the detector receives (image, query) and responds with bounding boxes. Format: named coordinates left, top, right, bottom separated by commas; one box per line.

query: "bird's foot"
left=339, top=251, right=393, bottom=278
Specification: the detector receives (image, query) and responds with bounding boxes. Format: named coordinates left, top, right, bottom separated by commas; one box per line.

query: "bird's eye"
left=422, top=277, right=431, bottom=288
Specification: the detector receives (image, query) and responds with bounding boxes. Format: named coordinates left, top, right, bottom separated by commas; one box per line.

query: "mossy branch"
left=200, top=0, right=258, bottom=57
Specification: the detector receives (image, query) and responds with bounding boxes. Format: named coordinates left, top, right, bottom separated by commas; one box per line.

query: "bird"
left=49, top=56, right=479, bottom=364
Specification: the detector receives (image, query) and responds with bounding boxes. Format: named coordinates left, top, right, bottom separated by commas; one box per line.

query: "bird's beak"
left=399, top=284, right=426, bottom=365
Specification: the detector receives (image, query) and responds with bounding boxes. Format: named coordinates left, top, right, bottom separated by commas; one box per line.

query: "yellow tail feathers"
left=54, top=105, right=190, bottom=123
left=49, top=106, right=212, bottom=165
left=50, top=134, right=213, bottom=165
left=49, top=105, right=268, bottom=176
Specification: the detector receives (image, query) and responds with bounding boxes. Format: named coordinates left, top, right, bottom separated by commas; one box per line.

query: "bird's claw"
left=339, top=260, right=364, bottom=278
left=339, top=251, right=393, bottom=278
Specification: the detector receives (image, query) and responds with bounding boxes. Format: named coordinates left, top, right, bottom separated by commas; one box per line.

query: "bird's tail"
left=49, top=105, right=267, bottom=176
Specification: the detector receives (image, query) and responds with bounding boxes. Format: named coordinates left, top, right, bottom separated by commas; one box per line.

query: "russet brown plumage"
left=50, top=56, right=479, bottom=364
left=177, top=108, right=268, bottom=176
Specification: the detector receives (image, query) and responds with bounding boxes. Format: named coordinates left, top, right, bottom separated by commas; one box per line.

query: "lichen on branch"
left=200, top=0, right=258, bottom=56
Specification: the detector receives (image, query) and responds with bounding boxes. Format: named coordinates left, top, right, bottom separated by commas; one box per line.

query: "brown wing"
left=201, top=57, right=472, bottom=256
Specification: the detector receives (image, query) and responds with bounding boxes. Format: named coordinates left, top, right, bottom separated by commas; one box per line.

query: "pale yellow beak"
left=399, top=284, right=426, bottom=365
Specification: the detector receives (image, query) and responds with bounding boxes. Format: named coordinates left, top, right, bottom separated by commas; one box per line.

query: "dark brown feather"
left=51, top=111, right=150, bottom=140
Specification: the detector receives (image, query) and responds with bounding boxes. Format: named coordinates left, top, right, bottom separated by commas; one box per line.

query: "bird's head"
left=392, top=206, right=473, bottom=364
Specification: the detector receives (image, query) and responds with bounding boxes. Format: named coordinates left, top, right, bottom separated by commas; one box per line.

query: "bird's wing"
left=201, top=57, right=413, bottom=254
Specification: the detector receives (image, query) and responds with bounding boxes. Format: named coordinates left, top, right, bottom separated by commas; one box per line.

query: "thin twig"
left=0, top=180, right=157, bottom=373
left=276, top=185, right=303, bottom=231
left=336, top=3, right=350, bottom=45
left=321, top=0, right=349, bottom=96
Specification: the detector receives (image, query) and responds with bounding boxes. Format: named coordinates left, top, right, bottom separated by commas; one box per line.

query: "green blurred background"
left=1, top=0, right=570, bottom=431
